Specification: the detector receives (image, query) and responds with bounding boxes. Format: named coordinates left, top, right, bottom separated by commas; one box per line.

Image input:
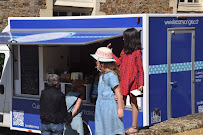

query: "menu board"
left=20, top=46, right=39, bottom=95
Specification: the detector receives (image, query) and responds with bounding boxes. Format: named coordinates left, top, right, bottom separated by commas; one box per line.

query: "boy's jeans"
left=40, top=123, right=65, bottom=135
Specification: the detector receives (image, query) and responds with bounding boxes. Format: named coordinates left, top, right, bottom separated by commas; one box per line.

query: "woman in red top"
left=108, top=28, right=144, bottom=134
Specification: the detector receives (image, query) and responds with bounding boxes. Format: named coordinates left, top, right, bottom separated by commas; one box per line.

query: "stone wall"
left=100, top=0, right=173, bottom=15
left=0, top=0, right=46, bottom=31
left=137, top=113, right=203, bottom=135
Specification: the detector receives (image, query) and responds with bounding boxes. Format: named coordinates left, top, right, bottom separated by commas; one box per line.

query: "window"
left=53, top=11, right=90, bottom=16
left=0, top=53, right=5, bottom=78
left=58, top=12, right=68, bottom=16
left=72, top=12, right=81, bottom=16
left=179, top=0, right=200, bottom=3
left=178, top=0, right=203, bottom=13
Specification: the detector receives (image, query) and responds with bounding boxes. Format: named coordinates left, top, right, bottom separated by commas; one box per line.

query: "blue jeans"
left=40, top=123, right=65, bottom=135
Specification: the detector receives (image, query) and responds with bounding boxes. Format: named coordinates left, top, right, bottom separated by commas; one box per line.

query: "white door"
left=0, top=45, right=11, bottom=126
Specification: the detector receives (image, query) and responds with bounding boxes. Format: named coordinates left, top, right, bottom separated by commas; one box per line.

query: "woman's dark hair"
left=123, top=28, right=142, bottom=54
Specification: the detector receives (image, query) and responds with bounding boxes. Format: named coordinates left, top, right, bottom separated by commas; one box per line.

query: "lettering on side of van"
left=164, top=19, right=199, bottom=26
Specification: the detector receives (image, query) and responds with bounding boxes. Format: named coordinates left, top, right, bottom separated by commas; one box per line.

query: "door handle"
left=170, top=81, right=177, bottom=88
left=170, top=81, right=177, bottom=85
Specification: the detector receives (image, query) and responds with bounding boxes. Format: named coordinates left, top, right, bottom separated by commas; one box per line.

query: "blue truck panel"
left=12, top=98, right=40, bottom=131
left=149, top=16, right=203, bottom=125
left=12, top=98, right=142, bottom=135
left=10, top=17, right=142, bottom=29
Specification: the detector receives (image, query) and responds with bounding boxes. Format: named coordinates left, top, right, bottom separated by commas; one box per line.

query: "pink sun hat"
left=90, top=47, right=116, bottom=62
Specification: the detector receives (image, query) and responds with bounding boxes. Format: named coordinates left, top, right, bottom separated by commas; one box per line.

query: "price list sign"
left=20, top=46, right=39, bottom=95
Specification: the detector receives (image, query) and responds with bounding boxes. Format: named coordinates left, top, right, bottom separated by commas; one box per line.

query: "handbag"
left=66, top=112, right=73, bottom=124
left=66, top=97, right=79, bottom=124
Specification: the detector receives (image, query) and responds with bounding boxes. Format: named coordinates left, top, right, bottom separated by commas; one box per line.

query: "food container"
left=71, top=72, right=83, bottom=80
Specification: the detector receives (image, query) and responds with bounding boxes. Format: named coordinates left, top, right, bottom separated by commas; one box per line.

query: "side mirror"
left=0, top=85, right=4, bottom=94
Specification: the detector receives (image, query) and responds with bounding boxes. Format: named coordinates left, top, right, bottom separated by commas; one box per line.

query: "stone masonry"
left=100, top=0, right=173, bottom=15
left=137, top=112, right=203, bottom=135
left=0, top=0, right=46, bottom=31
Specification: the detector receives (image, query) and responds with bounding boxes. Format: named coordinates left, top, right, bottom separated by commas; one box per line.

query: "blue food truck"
left=0, top=14, right=202, bottom=134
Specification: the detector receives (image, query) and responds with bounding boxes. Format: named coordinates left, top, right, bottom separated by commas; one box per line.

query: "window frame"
left=13, top=45, right=40, bottom=98
left=179, top=0, right=201, bottom=4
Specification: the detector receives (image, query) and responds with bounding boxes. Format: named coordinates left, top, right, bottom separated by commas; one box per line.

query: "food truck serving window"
left=4, top=30, right=124, bottom=99
left=0, top=28, right=127, bottom=99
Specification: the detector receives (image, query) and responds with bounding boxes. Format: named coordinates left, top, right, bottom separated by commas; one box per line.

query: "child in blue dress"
left=91, top=47, right=125, bottom=135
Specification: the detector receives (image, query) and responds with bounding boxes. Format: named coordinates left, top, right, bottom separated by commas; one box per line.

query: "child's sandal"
left=125, top=126, right=138, bottom=134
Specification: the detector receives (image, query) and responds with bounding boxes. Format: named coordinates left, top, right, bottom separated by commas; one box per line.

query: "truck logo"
left=13, top=32, right=75, bottom=43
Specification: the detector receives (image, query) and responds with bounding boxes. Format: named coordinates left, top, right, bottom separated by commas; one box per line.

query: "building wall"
left=99, top=0, right=173, bottom=15
left=40, top=0, right=53, bottom=17
left=3, top=0, right=203, bottom=32
left=0, top=0, right=46, bottom=32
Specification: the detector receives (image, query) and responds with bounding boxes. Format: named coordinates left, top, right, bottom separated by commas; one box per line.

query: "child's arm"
left=113, top=85, right=124, bottom=118
left=72, top=97, right=82, bottom=117
left=107, top=42, right=124, bottom=65
left=112, top=50, right=124, bottom=65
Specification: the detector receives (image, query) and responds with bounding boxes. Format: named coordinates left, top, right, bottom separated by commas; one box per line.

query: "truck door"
left=0, top=46, right=10, bottom=124
left=167, top=28, right=195, bottom=119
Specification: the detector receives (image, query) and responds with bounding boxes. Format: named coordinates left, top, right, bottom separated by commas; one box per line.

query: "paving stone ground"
left=172, top=127, right=203, bottom=135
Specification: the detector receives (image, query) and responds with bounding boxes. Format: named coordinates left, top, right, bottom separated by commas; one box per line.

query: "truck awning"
left=1, top=16, right=142, bottom=45
left=0, top=30, right=123, bottom=45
